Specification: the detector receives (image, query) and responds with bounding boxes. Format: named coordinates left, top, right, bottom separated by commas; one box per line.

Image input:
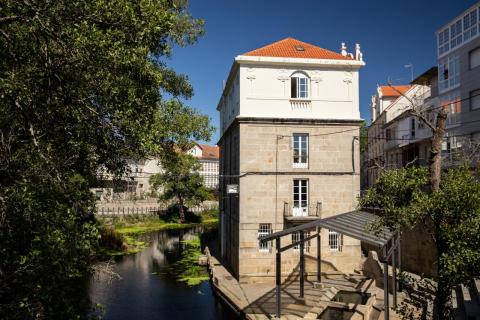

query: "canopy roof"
left=260, top=210, right=393, bottom=247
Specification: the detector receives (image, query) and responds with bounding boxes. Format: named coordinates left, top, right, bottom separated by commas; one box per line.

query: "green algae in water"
left=173, top=236, right=209, bottom=286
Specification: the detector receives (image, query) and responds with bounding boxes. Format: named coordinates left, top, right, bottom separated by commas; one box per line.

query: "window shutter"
left=470, top=47, right=480, bottom=69
left=291, top=77, right=297, bottom=98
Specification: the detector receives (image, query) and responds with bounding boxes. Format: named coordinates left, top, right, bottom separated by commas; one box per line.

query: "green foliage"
left=150, top=153, right=211, bottom=221
left=360, top=166, right=480, bottom=318
left=0, top=0, right=205, bottom=318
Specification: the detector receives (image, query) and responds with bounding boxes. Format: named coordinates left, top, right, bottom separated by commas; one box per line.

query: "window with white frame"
left=438, top=55, right=460, bottom=92
left=471, top=89, right=480, bottom=110
left=292, top=231, right=310, bottom=252
left=450, top=19, right=463, bottom=49
left=258, top=223, right=272, bottom=252
left=438, top=28, right=450, bottom=56
left=293, top=179, right=308, bottom=216
left=328, top=230, right=342, bottom=251
left=293, top=133, right=308, bottom=168
left=463, top=9, right=478, bottom=41
left=291, top=72, right=309, bottom=99
left=470, top=47, right=480, bottom=69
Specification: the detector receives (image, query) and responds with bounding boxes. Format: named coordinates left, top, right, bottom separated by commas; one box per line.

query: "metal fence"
left=96, top=202, right=218, bottom=216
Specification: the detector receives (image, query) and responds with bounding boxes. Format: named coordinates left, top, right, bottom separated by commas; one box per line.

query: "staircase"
left=452, top=280, right=480, bottom=320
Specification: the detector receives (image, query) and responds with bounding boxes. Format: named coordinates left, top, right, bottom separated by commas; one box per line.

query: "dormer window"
left=291, top=72, right=309, bottom=99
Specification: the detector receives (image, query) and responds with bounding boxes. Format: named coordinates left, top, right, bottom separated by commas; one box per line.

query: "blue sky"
left=168, top=0, right=479, bottom=143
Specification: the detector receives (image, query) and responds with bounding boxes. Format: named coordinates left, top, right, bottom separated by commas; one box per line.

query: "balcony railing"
left=446, top=113, right=460, bottom=126
left=290, top=99, right=312, bottom=110
left=283, top=201, right=322, bottom=219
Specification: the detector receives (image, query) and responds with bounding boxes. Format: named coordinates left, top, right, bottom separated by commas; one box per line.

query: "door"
left=293, top=179, right=308, bottom=216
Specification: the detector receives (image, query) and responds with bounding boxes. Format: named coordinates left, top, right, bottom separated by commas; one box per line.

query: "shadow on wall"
left=362, top=224, right=437, bottom=278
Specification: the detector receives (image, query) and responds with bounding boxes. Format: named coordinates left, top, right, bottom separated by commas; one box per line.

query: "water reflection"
left=89, top=226, right=238, bottom=320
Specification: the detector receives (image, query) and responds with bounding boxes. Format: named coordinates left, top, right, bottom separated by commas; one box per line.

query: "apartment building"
left=188, top=143, right=220, bottom=188
left=365, top=85, right=411, bottom=187
left=437, top=2, right=480, bottom=157
left=217, top=37, right=365, bottom=283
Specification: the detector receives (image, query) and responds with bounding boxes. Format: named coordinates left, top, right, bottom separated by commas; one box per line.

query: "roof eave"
left=235, top=55, right=365, bottom=68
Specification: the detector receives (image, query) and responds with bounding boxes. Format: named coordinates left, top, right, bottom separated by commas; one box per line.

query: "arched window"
left=291, top=72, right=309, bottom=99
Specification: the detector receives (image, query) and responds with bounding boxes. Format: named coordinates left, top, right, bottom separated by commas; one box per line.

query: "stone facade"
left=220, top=118, right=363, bottom=283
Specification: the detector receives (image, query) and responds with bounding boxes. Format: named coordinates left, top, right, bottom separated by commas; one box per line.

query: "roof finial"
left=340, top=42, right=348, bottom=57
left=355, top=43, right=363, bottom=61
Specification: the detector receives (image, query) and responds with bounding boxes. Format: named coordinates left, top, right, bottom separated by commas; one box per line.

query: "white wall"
left=218, top=59, right=363, bottom=135
left=237, top=64, right=360, bottom=120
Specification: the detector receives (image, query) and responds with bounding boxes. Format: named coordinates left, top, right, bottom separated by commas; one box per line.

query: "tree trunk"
left=178, top=195, right=185, bottom=223
left=429, top=108, right=447, bottom=192
left=429, top=108, right=449, bottom=319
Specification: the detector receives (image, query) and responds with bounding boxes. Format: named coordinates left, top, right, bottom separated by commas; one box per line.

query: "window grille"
left=292, top=231, right=310, bottom=252
left=258, top=223, right=272, bottom=252
left=328, top=230, right=343, bottom=252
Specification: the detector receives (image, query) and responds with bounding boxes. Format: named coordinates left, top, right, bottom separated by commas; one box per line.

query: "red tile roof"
left=242, top=37, right=352, bottom=60
left=379, top=85, right=412, bottom=97
left=199, top=144, right=219, bottom=160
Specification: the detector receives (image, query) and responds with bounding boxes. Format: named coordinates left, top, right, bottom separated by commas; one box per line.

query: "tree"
left=150, top=152, right=210, bottom=222
left=361, top=166, right=480, bottom=319
left=0, top=0, right=204, bottom=318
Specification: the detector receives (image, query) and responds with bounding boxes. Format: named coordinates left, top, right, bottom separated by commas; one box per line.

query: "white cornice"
left=235, top=55, right=366, bottom=68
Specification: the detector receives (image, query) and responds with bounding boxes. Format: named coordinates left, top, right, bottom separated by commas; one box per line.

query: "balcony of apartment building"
left=283, top=201, right=322, bottom=222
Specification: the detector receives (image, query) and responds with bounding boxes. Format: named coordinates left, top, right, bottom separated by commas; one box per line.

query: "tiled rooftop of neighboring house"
left=242, top=37, right=352, bottom=60
left=379, top=85, right=412, bottom=97
left=199, top=144, right=219, bottom=160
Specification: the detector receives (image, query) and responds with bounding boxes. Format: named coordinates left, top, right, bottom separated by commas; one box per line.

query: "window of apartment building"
left=410, top=118, right=416, bottom=139
left=471, top=89, right=480, bottom=110
left=470, top=47, right=480, bottom=69
left=328, top=230, right=342, bottom=252
left=441, top=93, right=461, bottom=125
left=450, top=19, right=463, bottom=49
left=293, top=179, right=308, bottom=216
left=291, top=72, right=309, bottom=99
left=258, top=223, right=272, bottom=252
left=463, top=9, right=478, bottom=41
left=438, top=28, right=450, bottom=56
left=293, top=133, right=309, bottom=168
left=292, top=231, right=310, bottom=253
left=438, top=55, right=460, bottom=92
left=386, top=128, right=391, bottom=140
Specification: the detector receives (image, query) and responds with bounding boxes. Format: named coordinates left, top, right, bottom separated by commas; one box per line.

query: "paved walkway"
left=205, top=248, right=389, bottom=319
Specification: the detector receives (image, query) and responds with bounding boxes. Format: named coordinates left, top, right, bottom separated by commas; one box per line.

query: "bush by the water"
left=163, top=204, right=202, bottom=223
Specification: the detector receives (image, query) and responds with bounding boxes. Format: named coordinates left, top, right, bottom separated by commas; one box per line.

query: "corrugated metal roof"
left=260, top=210, right=393, bottom=247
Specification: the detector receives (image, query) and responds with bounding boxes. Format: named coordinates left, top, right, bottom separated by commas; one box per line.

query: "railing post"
left=383, top=246, right=389, bottom=320
left=276, top=238, right=281, bottom=318
left=392, top=237, right=397, bottom=308
left=317, top=227, right=321, bottom=282
left=300, top=230, right=305, bottom=299
left=398, top=231, right=402, bottom=292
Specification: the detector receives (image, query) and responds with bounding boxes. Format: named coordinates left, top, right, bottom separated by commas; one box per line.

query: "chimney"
left=355, top=43, right=363, bottom=61
left=340, top=42, right=347, bottom=57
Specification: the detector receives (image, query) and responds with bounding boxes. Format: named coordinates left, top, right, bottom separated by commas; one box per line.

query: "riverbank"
left=97, top=210, right=218, bottom=257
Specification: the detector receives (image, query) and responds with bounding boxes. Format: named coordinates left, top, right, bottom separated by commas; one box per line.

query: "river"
left=89, top=226, right=239, bottom=320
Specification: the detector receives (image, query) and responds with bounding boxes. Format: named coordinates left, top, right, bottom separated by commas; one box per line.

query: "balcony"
left=446, top=113, right=460, bottom=127
left=290, top=99, right=312, bottom=110
left=283, top=201, right=322, bottom=222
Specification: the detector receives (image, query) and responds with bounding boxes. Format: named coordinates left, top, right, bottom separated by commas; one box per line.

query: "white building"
left=188, top=143, right=220, bottom=188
